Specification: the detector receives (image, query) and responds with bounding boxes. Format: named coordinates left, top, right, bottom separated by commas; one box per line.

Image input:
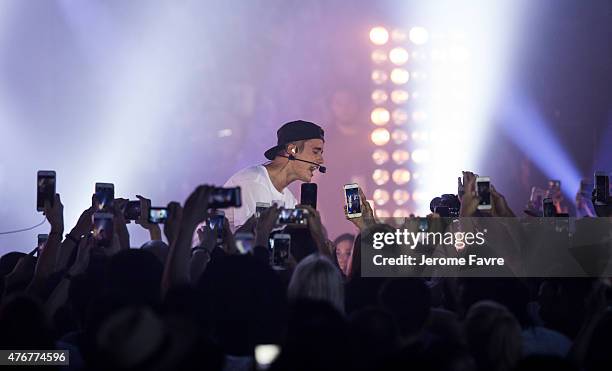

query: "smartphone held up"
left=37, top=170, right=56, bottom=212
left=344, top=183, right=362, bottom=218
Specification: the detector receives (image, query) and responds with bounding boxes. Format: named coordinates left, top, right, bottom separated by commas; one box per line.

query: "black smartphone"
left=594, top=172, right=610, bottom=205
left=148, top=207, right=168, bottom=224
left=123, top=200, right=141, bottom=221
left=37, top=171, right=56, bottom=212
left=271, top=234, right=291, bottom=268
left=542, top=198, right=556, bottom=217
left=208, top=187, right=242, bottom=209
left=207, top=211, right=225, bottom=243
left=94, top=183, right=114, bottom=211
left=93, top=212, right=114, bottom=247
left=300, top=183, right=318, bottom=209
left=277, top=208, right=308, bottom=226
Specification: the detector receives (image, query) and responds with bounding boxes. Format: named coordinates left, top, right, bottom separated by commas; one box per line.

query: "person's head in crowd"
left=140, top=240, right=169, bottom=265
left=348, top=307, right=399, bottom=370
left=106, top=249, right=164, bottom=307
left=515, top=355, right=578, bottom=371
left=333, top=233, right=354, bottom=276
left=458, top=278, right=530, bottom=326
left=288, top=254, right=345, bottom=313
left=0, top=294, right=54, bottom=349
left=93, top=306, right=206, bottom=371
left=585, top=310, right=612, bottom=371
left=197, top=254, right=287, bottom=356
left=464, top=300, right=522, bottom=371
left=378, top=278, right=431, bottom=345
left=537, top=279, right=591, bottom=337
left=0, top=252, right=35, bottom=296
left=272, top=299, right=349, bottom=371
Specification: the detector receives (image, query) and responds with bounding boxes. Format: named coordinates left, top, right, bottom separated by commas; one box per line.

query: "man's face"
left=292, top=139, right=324, bottom=182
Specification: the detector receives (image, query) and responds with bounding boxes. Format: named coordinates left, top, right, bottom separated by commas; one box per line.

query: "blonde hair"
left=464, top=301, right=522, bottom=371
left=288, top=254, right=344, bottom=313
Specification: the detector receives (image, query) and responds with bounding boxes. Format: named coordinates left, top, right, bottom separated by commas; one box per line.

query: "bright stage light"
left=371, top=89, right=388, bottom=105
left=412, top=149, right=430, bottom=164
left=373, top=189, right=390, bottom=206
left=392, top=109, right=408, bottom=125
left=372, top=169, right=390, bottom=185
left=391, top=90, right=410, bottom=105
left=392, top=169, right=411, bottom=185
left=450, top=45, right=470, bottom=62
left=392, top=149, right=410, bottom=165
left=371, top=70, right=388, bottom=85
left=409, top=26, right=429, bottom=45
left=390, top=68, right=409, bottom=85
left=393, top=189, right=410, bottom=205
left=371, top=49, right=388, bottom=64
left=372, top=149, right=389, bottom=165
left=370, top=27, right=389, bottom=45
left=391, top=129, right=409, bottom=144
left=371, top=107, right=390, bottom=125
left=389, top=47, right=409, bottom=65
left=371, top=128, right=391, bottom=145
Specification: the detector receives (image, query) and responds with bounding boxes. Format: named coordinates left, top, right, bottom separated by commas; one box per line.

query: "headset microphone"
left=284, top=155, right=327, bottom=173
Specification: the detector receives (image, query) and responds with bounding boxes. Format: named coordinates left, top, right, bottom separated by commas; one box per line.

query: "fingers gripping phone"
left=344, top=183, right=362, bottom=218
left=123, top=200, right=141, bottom=221
left=37, top=171, right=56, bottom=211
left=476, top=177, right=491, bottom=210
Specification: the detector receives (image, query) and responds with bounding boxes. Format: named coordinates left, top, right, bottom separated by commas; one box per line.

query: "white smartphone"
left=476, top=176, right=492, bottom=210
left=254, top=344, right=281, bottom=370
left=37, top=170, right=56, bottom=212
left=344, top=183, right=362, bottom=218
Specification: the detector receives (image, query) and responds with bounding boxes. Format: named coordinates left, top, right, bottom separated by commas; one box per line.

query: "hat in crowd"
left=264, top=120, right=325, bottom=160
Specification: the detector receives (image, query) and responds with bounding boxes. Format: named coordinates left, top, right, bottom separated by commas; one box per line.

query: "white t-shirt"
left=191, top=165, right=297, bottom=247
left=225, top=164, right=298, bottom=231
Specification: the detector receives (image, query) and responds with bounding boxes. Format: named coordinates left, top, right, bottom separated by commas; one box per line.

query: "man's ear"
left=286, top=144, right=297, bottom=155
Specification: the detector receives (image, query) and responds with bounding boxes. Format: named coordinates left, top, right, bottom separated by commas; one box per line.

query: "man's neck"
left=264, top=160, right=298, bottom=193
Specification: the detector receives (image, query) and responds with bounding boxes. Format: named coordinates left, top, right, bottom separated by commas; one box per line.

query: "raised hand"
left=68, top=235, right=93, bottom=276
left=299, top=204, right=330, bottom=256
left=164, top=201, right=183, bottom=244
left=344, top=187, right=375, bottom=231
left=459, top=171, right=479, bottom=217
left=182, top=185, right=213, bottom=228
left=112, top=198, right=130, bottom=250
left=254, top=204, right=281, bottom=247
left=491, top=185, right=515, bottom=217
left=44, top=193, right=64, bottom=232
left=134, top=195, right=162, bottom=241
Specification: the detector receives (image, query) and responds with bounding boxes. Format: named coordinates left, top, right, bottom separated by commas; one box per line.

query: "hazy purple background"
left=1, top=0, right=611, bottom=252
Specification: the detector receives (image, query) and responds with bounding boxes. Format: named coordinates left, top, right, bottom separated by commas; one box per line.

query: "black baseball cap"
left=264, top=120, right=325, bottom=160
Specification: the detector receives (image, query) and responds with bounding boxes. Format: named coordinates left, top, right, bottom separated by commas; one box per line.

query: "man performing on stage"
left=225, top=120, right=325, bottom=231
